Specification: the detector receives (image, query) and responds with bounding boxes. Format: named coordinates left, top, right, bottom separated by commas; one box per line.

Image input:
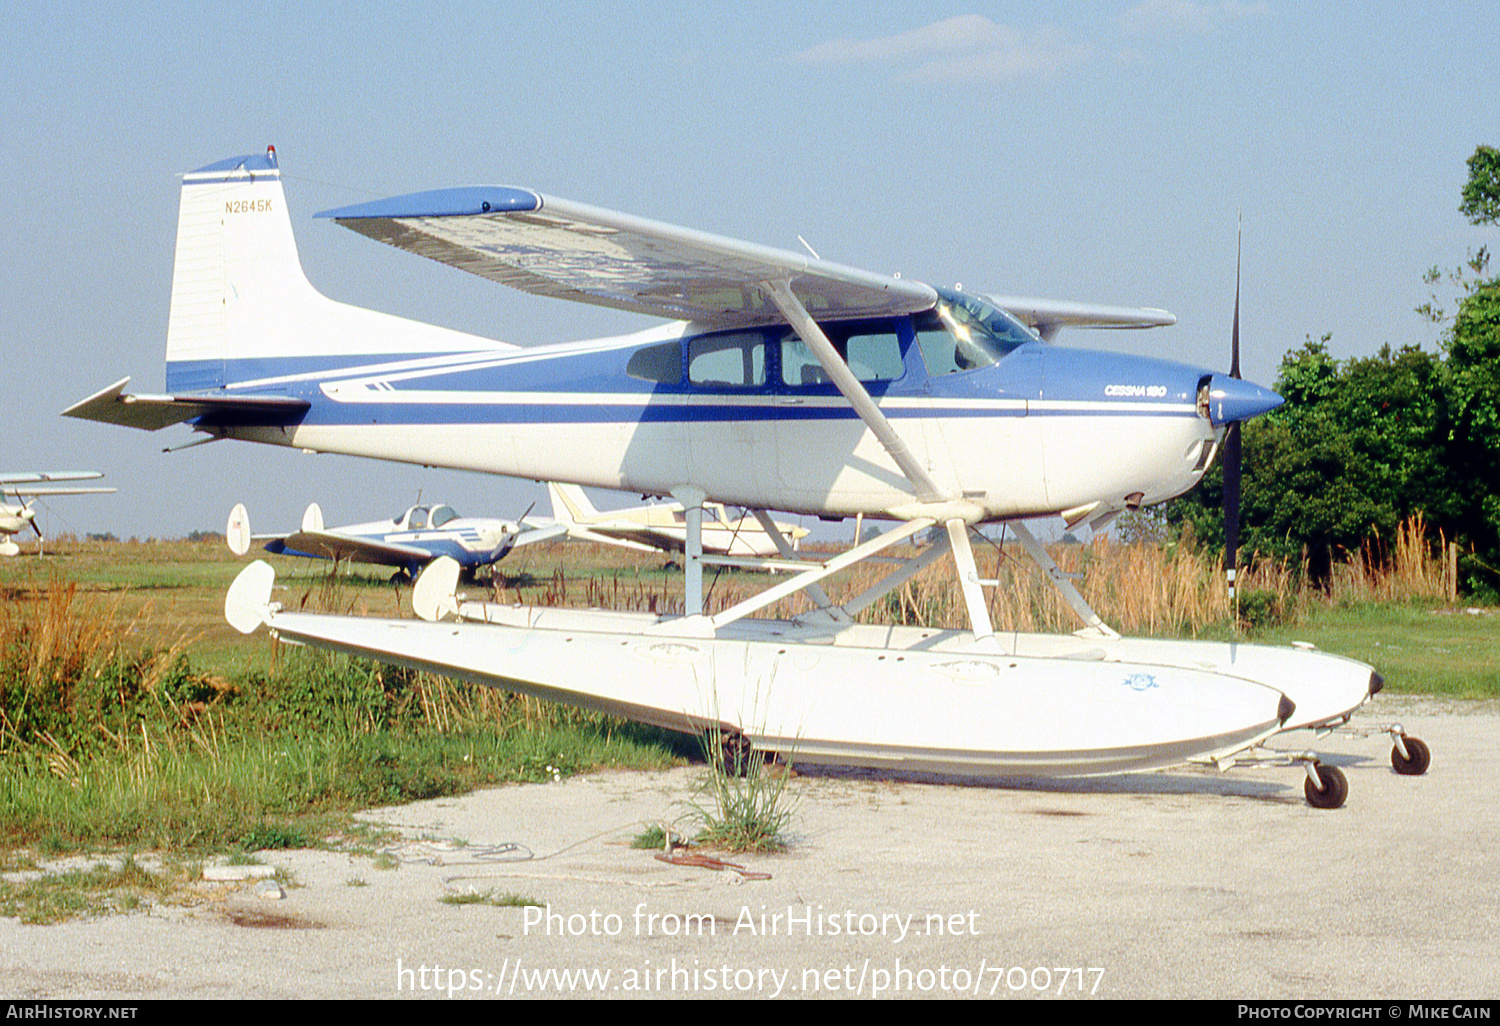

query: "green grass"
left=1231, top=601, right=1500, bottom=698
left=0, top=719, right=677, bottom=855
left=440, top=889, right=542, bottom=908
left=1187, top=599, right=1500, bottom=697
left=0, top=854, right=180, bottom=924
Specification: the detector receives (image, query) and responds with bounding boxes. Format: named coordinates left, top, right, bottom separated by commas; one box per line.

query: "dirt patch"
left=222, top=907, right=322, bottom=930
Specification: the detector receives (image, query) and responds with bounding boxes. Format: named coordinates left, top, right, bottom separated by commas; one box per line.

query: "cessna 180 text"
left=68, top=148, right=1430, bottom=806
left=227, top=500, right=565, bottom=577
left=0, top=473, right=115, bottom=555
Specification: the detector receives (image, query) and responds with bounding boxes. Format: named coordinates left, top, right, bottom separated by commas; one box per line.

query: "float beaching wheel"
left=1304, top=762, right=1348, bottom=810
left=716, top=731, right=754, bottom=778
left=1391, top=735, right=1431, bottom=776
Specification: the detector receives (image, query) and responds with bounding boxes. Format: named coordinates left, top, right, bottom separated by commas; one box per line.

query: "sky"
left=3, top=2, right=1497, bottom=541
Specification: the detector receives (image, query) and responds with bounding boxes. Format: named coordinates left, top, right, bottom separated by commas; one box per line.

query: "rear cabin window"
left=688, top=333, right=766, bottom=388
left=626, top=341, right=683, bottom=384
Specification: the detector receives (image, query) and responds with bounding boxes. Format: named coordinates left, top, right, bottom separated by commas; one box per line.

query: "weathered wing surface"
left=317, top=189, right=938, bottom=329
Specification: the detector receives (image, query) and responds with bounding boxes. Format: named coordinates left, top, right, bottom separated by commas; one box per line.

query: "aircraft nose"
left=1206, top=375, right=1283, bottom=425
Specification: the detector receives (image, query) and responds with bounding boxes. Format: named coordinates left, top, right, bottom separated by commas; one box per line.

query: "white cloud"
left=788, top=14, right=1091, bottom=83
left=1118, top=0, right=1268, bottom=38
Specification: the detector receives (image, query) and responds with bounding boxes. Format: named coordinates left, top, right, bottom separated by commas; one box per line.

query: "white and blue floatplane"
left=70, top=148, right=1427, bottom=806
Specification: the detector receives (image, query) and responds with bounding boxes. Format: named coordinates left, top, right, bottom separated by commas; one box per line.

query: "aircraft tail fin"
left=165, top=148, right=503, bottom=393
left=301, top=502, right=324, bottom=533
left=546, top=483, right=601, bottom=525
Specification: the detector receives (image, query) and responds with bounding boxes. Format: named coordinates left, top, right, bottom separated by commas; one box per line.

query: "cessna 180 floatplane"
left=1, top=472, right=115, bottom=555
left=66, top=148, right=1430, bottom=807
left=227, top=500, right=565, bottom=578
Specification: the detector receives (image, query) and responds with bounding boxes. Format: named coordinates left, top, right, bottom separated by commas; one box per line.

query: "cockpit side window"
left=429, top=506, right=457, bottom=528
left=407, top=507, right=428, bottom=530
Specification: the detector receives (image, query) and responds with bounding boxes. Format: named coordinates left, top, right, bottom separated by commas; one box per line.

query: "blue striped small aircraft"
left=226, top=500, right=564, bottom=578
left=66, top=148, right=1429, bottom=803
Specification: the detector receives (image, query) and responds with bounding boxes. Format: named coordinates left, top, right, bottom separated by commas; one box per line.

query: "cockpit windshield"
left=915, top=287, right=1039, bottom=376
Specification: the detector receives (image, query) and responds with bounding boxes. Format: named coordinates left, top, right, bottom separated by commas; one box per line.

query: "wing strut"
left=748, top=509, right=851, bottom=625
left=946, top=519, right=995, bottom=645
left=696, top=517, right=935, bottom=632
left=1007, top=521, right=1120, bottom=639
left=760, top=280, right=949, bottom=504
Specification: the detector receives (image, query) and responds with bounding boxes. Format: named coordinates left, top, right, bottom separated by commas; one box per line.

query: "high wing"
left=270, top=529, right=435, bottom=568
left=319, top=187, right=959, bottom=503
left=989, top=295, right=1176, bottom=342
left=0, top=472, right=104, bottom=484
left=317, top=189, right=939, bottom=330
left=0, top=471, right=114, bottom=498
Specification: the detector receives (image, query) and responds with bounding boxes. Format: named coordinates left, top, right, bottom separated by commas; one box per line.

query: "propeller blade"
left=1224, top=222, right=1243, bottom=593
left=1230, top=224, right=1242, bottom=380
left=1223, top=421, right=1241, bottom=579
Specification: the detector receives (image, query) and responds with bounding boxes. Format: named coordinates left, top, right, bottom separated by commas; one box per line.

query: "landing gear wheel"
left=1304, top=763, right=1348, bottom=810
left=1391, top=736, right=1431, bottom=776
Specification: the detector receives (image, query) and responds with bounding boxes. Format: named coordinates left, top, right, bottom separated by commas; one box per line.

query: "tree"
left=1443, top=281, right=1500, bottom=591
left=1440, top=145, right=1500, bottom=591
left=1460, top=145, right=1500, bottom=226
left=1164, top=144, right=1500, bottom=594
left=1165, top=337, right=1458, bottom=584
left=1417, top=146, right=1497, bottom=324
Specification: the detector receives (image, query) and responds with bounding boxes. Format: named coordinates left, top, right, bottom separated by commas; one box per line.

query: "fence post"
left=1447, top=543, right=1459, bottom=603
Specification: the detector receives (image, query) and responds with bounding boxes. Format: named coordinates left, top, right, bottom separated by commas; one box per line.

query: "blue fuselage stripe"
left=169, top=328, right=1220, bottom=429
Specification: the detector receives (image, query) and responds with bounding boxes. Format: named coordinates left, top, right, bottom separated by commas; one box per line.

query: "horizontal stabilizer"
left=62, top=378, right=310, bottom=432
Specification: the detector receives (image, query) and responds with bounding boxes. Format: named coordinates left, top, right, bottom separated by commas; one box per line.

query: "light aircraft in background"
left=227, top=501, right=565, bottom=578
left=68, top=148, right=1427, bottom=805
left=544, top=482, right=808, bottom=558
left=1, top=472, right=115, bottom=555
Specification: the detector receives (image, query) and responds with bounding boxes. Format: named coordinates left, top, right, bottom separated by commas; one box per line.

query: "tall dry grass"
left=512, top=515, right=1454, bottom=636
left=1326, top=513, right=1451, bottom=605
